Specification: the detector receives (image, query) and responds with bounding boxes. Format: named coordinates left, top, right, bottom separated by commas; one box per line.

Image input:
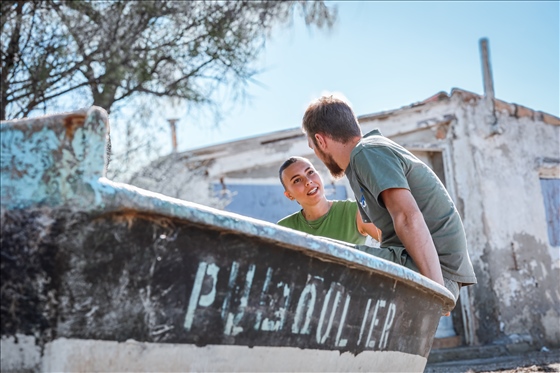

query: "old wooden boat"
left=0, top=108, right=455, bottom=372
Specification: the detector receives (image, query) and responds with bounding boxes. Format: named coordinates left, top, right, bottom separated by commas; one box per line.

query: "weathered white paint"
left=36, top=338, right=426, bottom=372
left=0, top=335, right=41, bottom=373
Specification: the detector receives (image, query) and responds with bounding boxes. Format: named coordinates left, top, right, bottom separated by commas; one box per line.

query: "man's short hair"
left=302, top=95, right=362, bottom=147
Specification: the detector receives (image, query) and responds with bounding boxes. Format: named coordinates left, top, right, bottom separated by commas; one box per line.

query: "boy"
left=278, top=156, right=381, bottom=245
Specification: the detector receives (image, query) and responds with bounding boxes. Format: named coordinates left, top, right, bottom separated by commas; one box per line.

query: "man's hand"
left=356, top=210, right=382, bottom=242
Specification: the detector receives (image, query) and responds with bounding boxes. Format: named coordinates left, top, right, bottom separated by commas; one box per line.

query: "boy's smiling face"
left=281, top=159, right=325, bottom=204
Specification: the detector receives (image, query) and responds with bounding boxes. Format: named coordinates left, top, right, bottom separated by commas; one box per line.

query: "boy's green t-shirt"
left=277, top=200, right=366, bottom=245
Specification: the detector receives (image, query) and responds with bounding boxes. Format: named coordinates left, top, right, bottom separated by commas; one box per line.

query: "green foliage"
left=1, top=0, right=336, bottom=120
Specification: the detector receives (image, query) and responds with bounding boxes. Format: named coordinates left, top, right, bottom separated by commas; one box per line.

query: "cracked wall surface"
left=449, top=91, right=560, bottom=347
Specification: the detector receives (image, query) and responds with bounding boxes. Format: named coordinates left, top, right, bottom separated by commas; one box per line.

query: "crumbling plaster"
left=449, top=91, right=560, bottom=347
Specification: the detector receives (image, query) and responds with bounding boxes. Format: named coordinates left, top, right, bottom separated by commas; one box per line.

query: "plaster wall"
left=129, top=156, right=230, bottom=209
left=449, top=92, right=560, bottom=347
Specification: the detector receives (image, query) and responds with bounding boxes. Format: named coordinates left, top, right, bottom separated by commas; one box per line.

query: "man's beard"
left=316, top=146, right=345, bottom=179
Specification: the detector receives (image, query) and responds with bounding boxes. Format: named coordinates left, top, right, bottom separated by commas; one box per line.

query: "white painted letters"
left=184, top=260, right=401, bottom=351
left=316, top=282, right=342, bottom=344
left=292, top=276, right=322, bottom=335
left=184, top=262, right=219, bottom=331
left=224, top=264, right=255, bottom=336
left=335, top=294, right=351, bottom=347
left=380, top=302, right=396, bottom=349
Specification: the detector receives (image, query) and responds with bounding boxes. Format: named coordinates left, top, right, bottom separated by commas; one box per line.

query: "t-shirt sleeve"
left=353, top=146, right=410, bottom=207
left=356, top=200, right=371, bottom=223
left=345, top=199, right=367, bottom=224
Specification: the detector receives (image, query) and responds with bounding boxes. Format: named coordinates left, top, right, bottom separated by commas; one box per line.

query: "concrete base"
left=1, top=335, right=427, bottom=373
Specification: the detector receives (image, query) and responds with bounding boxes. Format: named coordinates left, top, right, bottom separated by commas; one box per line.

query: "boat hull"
left=0, top=108, right=455, bottom=372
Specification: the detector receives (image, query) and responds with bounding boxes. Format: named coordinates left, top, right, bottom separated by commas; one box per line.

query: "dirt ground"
left=426, top=362, right=559, bottom=373
left=473, top=362, right=560, bottom=373
left=425, top=348, right=560, bottom=373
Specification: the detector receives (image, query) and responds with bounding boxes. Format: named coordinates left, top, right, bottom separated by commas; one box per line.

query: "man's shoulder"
left=351, top=139, right=395, bottom=164
left=363, top=128, right=384, bottom=138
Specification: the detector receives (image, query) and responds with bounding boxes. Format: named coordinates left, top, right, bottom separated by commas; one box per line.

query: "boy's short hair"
left=278, top=156, right=307, bottom=189
left=302, top=95, right=362, bottom=147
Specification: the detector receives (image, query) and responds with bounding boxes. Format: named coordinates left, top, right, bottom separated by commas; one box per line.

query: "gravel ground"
left=473, top=362, right=559, bottom=372
left=427, top=363, right=559, bottom=373
left=469, top=363, right=560, bottom=373
left=425, top=348, right=560, bottom=373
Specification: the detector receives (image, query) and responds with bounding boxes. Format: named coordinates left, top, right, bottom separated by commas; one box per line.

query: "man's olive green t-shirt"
left=345, top=129, right=477, bottom=285
left=277, top=200, right=367, bottom=245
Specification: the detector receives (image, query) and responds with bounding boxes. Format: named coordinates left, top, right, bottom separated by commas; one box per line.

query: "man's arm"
left=355, top=210, right=382, bottom=242
left=380, top=188, right=444, bottom=287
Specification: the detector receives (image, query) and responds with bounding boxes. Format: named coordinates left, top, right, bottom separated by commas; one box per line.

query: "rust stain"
left=64, top=114, right=86, bottom=141
left=435, top=122, right=449, bottom=140
left=511, top=242, right=519, bottom=271
left=93, top=209, right=177, bottom=230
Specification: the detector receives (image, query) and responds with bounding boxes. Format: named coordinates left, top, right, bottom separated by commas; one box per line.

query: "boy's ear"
left=284, top=190, right=294, bottom=201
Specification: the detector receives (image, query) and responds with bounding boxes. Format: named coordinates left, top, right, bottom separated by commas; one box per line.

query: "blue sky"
left=165, top=1, right=559, bottom=152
